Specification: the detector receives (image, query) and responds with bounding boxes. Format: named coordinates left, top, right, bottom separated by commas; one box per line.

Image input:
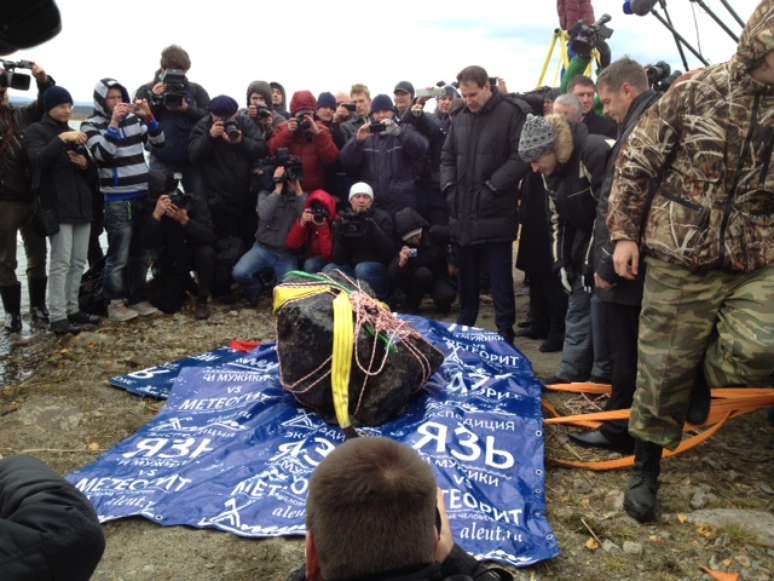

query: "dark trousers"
left=599, top=301, right=639, bottom=446
left=395, top=266, right=456, bottom=312
left=526, top=270, right=567, bottom=341
left=457, top=242, right=515, bottom=337
left=0, top=200, right=47, bottom=287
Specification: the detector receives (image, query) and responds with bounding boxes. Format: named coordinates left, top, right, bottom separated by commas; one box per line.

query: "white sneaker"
left=128, top=301, right=160, bottom=316
left=108, top=300, right=139, bottom=322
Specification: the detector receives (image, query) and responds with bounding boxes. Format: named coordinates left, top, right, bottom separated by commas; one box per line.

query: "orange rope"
left=543, top=384, right=774, bottom=471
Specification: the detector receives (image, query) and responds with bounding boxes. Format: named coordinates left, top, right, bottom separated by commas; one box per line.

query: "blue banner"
left=70, top=317, right=559, bottom=567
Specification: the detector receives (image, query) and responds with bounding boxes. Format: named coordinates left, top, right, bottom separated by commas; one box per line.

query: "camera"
left=337, top=213, right=367, bottom=238
left=295, top=112, right=312, bottom=132
left=0, top=59, right=34, bottom=91
left=407, top=248, right=418, bottom=258
left=169, top=191, right=191, bottom=208
left=569, top=14, right=614, bottom=58
left=368, top=121, right=386, bottom=134
left=267, top=147, right=304, bottom=184
left=415, top=87, right=446, bottom=100
left=224, top=119, right=241, bottom=140
left=257, top=106, right=272, bottom=119
left=645, top=61, right=682, bottom=92
left=160, top=68, right=188, bottom=108
left=65, top=142, right=88, bottom=156
left=310, top=200, right=329, bottom=225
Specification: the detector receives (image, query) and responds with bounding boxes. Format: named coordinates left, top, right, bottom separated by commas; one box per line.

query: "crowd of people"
left=0, top=2, right=772, bottom=572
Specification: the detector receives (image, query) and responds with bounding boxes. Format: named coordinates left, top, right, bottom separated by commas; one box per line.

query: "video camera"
left=266, top=147, right=304, bottom=185
left=159, top=68, right=188, bottom=108
left=569, top=14, right=614, bottom=58
left=0, top=59, right=35, bottom=91
left=645, top=61, right=682, bottom=93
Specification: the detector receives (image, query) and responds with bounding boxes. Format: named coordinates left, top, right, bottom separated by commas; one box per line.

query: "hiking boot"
left=108, top=300, right=139, bottom=322
left=517, top=326, right=549, bottom=340
left=50, top=318, right=81, bottom=336
left=194, top=298, right=210, bottom=320
left=127, top=301, right=160, bottom=317
left=539, top=337, right=564, bottom=352
left=624, top=439, right=663, bottom=523
left=1, top=283, right=22, bottom=333
left=68, top=311, right=101, bottom=327
left=28, top=276, right=49, bottom=324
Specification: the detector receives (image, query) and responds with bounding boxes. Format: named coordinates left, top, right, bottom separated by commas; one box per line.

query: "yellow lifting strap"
left=272, top=285, right=333, bottom=313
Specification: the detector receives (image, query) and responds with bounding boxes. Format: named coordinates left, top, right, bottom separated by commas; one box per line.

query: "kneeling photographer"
left=231, top=161, right=306, bottom=305
left=143, top=172, right=216, bottom=320
left=324, top=182, right=394, bottom=299
left=389, top=208, right=456, bottom=313
left=286, top=188, right=338, bottom=274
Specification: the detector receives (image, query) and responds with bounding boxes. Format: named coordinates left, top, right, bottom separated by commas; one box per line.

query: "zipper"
left=719, top=93, right=760, bottom=267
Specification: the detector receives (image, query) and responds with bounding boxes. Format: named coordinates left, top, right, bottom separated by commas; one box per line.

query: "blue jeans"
left=232, top=243, right=298, bottom=300
left=323, top=261, right=389, bottom=299
left=302, top=256, right=328, bottom=274
left=103, top=199, right=150, bottom=303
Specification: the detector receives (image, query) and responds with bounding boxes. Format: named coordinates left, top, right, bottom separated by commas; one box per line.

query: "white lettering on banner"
left=443, top=340, right=521, bottom=368
left=127, top=366, right=173, bottom=380
left=191, top=352, right=222, bottom=362
left=444, top=489, right=523, bottom=526
left=272, top=505, right=306, bottom=520
left=269, top=437, right=336, bottom=468
left=457, top=521, right=524, bottom=543
left=462, top=418, right=517, bottom=432
left=178, top=391, right=270, bottom=411
left=75, top=474, right=192, bottom=494
left=121, top=437, right=215, bottom=460
left=413, top=422, right=516, bottom=470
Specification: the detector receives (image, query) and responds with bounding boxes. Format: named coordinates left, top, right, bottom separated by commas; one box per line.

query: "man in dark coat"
left=0, top=455, right=105, bottom=580
left=440, top=65, right=530, bottom=343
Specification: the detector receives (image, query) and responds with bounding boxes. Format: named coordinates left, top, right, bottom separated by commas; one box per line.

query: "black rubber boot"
left=1, top=283, right=23, bottom=332
left=28, top=276, right=49, bottom=324
left=624, top=439, right=663, bottom=523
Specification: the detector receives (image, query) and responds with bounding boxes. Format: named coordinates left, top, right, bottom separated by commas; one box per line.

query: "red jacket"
left=268, top=123, right=339, bottom=192
left=557, top=0, right=595, bottom=30
left=286, top=189, right=338, bottom=261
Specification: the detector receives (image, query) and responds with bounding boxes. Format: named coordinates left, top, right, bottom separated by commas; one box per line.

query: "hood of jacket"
left=305, top=189, right=338, bottom=218
left=735, top=0, right=774, bottom=72
left=91, top=78, right=129, bottom=119
left=393, top=207, right=428, bottom=240
left=246, top=80, right=272, bottom=107
left=270, top=81, right=287, bottom=109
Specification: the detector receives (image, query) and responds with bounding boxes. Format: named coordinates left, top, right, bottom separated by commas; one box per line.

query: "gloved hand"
left=559, top=267, right=572, bottom=294
left=382, top=118, right=401, bottom=137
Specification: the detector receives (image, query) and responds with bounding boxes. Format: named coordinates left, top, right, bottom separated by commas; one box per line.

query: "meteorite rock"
left=275, top=272, right=444, bottom=427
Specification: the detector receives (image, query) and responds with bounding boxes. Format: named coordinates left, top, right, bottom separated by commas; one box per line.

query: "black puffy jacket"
left=332, top=207, right=394, bottom=266
left=440, top=90, right=530, bottom=246
left=0, top=456, right=105, bottom=581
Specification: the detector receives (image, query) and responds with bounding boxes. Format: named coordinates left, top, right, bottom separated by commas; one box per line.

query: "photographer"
left=270, top=82, right=290, bottom=120
left=518, top=113, right=611, bottom=384
left=340, top=94, right=428, bottom=217
left=324, top=182, right=394, bottom=300
left=389, top=208, right=455, bottom=313
left=241, top=80, right=285, bottom=137
left=81, top=78, right=165, bottom=323
left=188, top=95, right=266, bottom=252
left=142, top=171, right=216, bottom=319
left=317, top=92, right=353, bottom=204
left=232, top=165, right=305, bottom=304
left=286, top=188, right=338, bottom=273
left=431, top=85, right=460, bottom=138
left=23, top=86, right=100, bottom=335
left=340, top=83, right=372, bottom=142
left=134, top=45, right=210, bottom=191
left=268, top=91, right=340, bottom=194
left=0, top=60, right=54, bottom=332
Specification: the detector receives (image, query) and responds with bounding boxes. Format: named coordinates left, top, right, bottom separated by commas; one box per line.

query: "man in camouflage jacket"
left=607, top=0, right=774, bottom=523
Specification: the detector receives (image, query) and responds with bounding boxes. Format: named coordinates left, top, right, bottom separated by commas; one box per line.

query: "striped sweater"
left=80, top=78, right=164, bottom=201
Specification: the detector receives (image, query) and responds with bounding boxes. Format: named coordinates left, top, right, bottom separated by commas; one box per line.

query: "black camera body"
left=159, top=68, right=188, bottom=108
left=224, top=119, right=241, bottom=140
left=569, top=14, right=614, bottom=58
left=169, top=191, right=191, bottom=208
left=310, top=200, right=329, bottom=225
left=337, top=212, right=368, bottom=238
left=65, top=141, right=88, bottom=156
left=257, top=106, right=272, bottom=119
left=369, top=121, right=386, bottom=134
left=295, top=112, right=312, bottom=132
left=645, top=61, right=682, bottom=93
left=267, top=147, right=304, bottom=184
left=0, top=59, right=34, bottom=91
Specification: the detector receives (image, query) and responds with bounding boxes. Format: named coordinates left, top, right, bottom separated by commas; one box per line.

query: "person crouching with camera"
left=323, top=182, right=394, bottom=299
left=389, top=208, right=456, bottom=314
left=142, top=171, right=216, bottom=320
left=231, top=165, right=306, bottom=305
left=286, top=189, right=338, bottom=274
left=23, top=87, right=101, bottom=335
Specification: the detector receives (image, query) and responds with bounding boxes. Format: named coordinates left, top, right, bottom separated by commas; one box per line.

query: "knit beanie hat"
left=393, top=81, right=415, bottom=97
left=43, top=86, right=73, bottom=112
left=370, top=94, right=394, bottom=114
left=208, top=95, right=239, bottom=117
left=349, top=182, right=374, bottom=201
left=518, top=114, right=556, bottom=162
left=290, top=91, right=317, bottom=115
left=316, top=91, right=337, bottom=111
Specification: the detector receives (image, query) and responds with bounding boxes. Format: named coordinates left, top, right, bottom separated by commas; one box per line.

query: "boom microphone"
left=623, top=0, right=659, bottom=16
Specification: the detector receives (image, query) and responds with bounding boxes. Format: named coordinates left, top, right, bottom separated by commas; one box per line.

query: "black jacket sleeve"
left=0, top=456, right=105, bottom=581
left=236, top=117, right=266, bottom=163
left=23, top=123, right=65, bottom=170
left=370, top=211, right=395, bottom=263
left=488, top=107, right=529, bottom=194
left=188, top=117, right=214, bottom=164
left=184, top=194, right=216, bottom=245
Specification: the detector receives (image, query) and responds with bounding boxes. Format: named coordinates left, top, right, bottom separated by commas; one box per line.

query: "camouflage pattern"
left=607, top=0, right=774, bottom=273
left=629, top=257, right=774, bottom=449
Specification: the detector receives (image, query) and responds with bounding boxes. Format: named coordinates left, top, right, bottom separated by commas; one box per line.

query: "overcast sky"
left=6, top=0, right=761, bottom=105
